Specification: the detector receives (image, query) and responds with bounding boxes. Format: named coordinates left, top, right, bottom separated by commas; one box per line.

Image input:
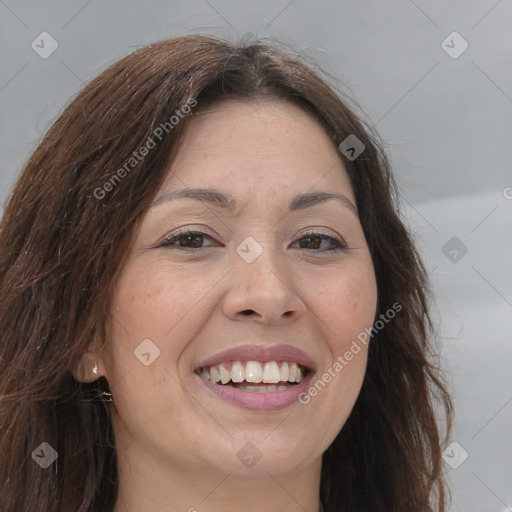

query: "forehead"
left=162, top=99, right=354, bottom=202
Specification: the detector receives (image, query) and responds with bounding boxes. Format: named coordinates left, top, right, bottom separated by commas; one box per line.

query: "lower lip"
left=196, top=373, right=314, bottom=412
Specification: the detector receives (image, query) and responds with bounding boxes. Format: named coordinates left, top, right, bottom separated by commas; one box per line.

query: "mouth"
left=195, top=360, right=309, bottom=392
left=194, top=344, right=315, bottom=411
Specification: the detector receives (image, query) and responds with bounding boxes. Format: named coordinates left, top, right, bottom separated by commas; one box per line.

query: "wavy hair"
left=0, top=35, right=452, bottom=511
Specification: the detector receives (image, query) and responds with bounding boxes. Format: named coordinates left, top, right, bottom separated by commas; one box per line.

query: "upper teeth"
left=198, top=361, right=305, bottom=384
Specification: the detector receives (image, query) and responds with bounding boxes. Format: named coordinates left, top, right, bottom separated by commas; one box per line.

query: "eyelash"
left=158, top=228, right=347, bottom=253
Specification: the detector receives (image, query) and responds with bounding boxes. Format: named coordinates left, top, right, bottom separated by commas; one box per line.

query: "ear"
left=72, top=350, right=107, bottom=383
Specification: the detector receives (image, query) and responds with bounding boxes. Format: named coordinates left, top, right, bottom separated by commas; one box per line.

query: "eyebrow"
left=151, top=188, right=358, bottom=216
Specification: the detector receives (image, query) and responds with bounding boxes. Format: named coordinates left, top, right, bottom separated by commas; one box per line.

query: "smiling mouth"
left=195, top=360, right=309, bottom=393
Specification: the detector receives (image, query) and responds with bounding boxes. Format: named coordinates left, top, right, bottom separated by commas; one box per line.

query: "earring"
left=92, top=361, right=98, bottom=376
left=98, top=390, right=113, bottom=402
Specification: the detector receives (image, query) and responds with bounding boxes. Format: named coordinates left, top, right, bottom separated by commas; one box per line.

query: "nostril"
left=241, top=310, right=255, bottom=316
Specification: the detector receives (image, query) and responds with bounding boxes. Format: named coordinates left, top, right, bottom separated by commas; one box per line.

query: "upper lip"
left=195, top=343, right=316, bottom=372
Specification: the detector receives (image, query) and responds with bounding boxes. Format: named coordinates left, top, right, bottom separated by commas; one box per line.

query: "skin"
left=78, top=99, right=378, bottom=512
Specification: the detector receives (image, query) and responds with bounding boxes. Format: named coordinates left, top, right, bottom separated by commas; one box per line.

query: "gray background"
left=1, top=1, right=511, bottom=510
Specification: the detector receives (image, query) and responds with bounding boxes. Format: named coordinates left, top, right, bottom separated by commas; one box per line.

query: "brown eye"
left=299, top=236, right=322, bottom=249
left=176, top=233, right=205, bottom=248
left=159, top=231, right=217, bottom=250
left=292, top=233, right=346, bottom=252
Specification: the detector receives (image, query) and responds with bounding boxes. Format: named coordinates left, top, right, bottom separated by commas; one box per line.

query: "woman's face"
left=102, top=100, right=377, bottom=480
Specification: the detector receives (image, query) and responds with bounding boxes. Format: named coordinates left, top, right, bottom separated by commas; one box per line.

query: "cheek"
left=109, top=261, right=212, bottom=347
left=308, top=262, right=378, bottom=348
left=103, top=260, right=230, bottom=395
left=293, top=261, right=377, bottom=453
left=103, top=265, right=202, bottom=439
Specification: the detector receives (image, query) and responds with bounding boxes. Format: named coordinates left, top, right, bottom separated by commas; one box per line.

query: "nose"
left=222, top=242, right=306, bottom=325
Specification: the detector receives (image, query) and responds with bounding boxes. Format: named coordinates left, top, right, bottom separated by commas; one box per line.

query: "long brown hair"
left=0, top=35, right=452, bottom=511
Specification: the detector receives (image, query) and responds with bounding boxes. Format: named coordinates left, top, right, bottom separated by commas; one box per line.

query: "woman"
left=0, top=35, right=452, bottom=511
